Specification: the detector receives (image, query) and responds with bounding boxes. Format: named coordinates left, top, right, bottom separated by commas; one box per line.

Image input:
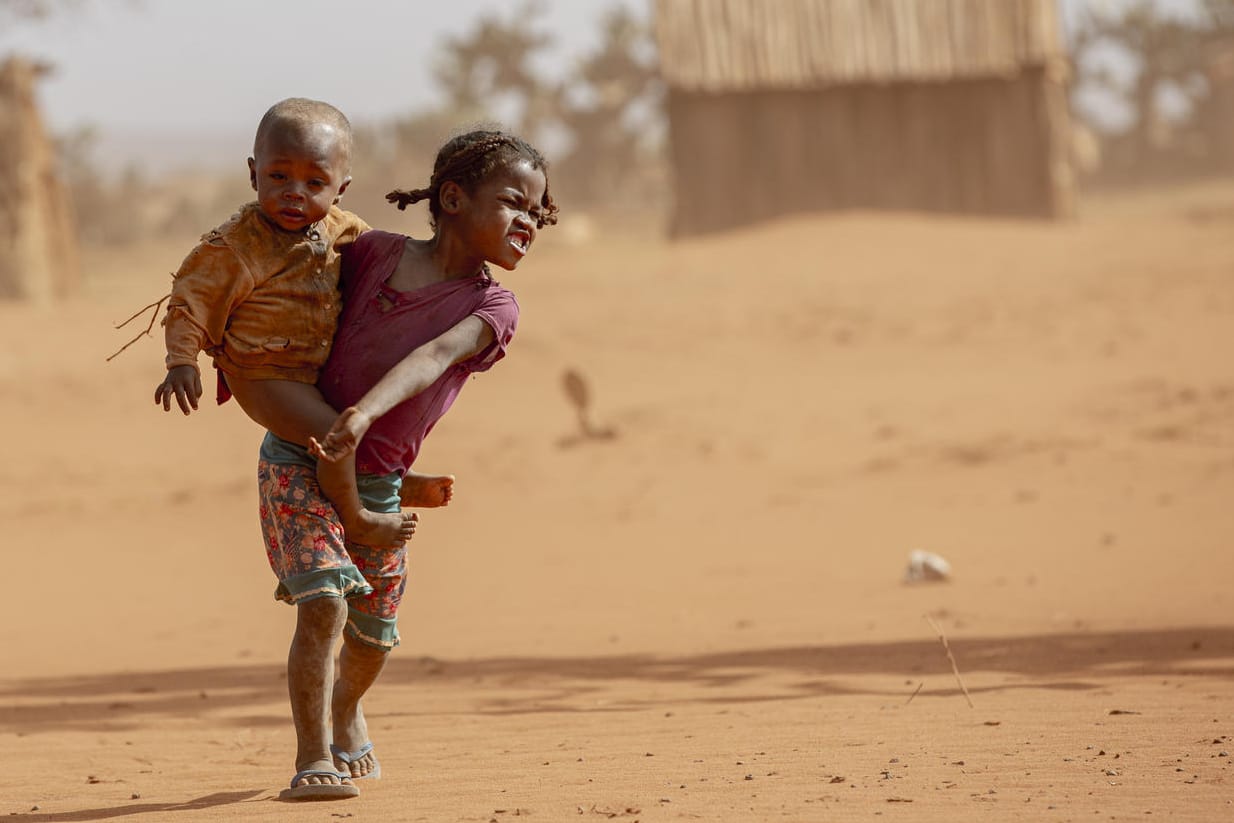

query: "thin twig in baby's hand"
left=106, top=292, right=171, bottom=362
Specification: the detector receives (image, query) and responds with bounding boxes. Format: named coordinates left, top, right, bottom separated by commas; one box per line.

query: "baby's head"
left=248, top=98, right=354, bottom=233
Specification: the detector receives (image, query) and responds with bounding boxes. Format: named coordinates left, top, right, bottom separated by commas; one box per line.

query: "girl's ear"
left=247, top=157, right=257, bottom=191
left=439, top=181, right=465, bottom=215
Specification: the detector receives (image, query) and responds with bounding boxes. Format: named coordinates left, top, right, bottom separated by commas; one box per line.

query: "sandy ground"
left=2, top=182, right=1232, bottom=821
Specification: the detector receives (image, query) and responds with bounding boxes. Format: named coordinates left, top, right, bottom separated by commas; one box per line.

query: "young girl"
left=261, top=129, right=557, bottom=801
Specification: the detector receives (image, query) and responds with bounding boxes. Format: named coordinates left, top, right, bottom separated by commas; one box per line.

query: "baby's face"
left=248, top=123, right=351, bottom=233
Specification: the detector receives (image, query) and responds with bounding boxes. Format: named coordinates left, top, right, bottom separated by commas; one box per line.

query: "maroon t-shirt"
left=319, top=230, right=519, bottom=476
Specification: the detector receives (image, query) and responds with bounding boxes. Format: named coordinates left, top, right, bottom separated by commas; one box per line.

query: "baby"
left=154, top=98, right=448, bottom=546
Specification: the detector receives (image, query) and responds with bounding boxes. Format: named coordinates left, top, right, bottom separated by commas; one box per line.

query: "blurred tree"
left=55, top=125, right=145, bottom=244
left=1070, top=0, right=1234, bottom=178
left=371, top=1, right=666, bottom=220
left=0, top=0, right=83, bottom=24
left=554, top=6, right=663, bottom=211
left=431, top=0, right=556, bottom=140
left=1193, top=0, right=1234, bottom=169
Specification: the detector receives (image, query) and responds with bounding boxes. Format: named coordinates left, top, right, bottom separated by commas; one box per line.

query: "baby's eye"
left=269, top=172, right=287, bottom=181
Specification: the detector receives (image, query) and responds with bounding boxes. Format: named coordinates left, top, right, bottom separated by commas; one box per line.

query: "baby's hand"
left=309, top=406, right=373, bottom=462
left=155, top=365, right=202, bottom=415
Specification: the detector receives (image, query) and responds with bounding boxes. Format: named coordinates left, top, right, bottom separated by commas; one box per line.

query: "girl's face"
left=455, top=158, right=548, bottom=271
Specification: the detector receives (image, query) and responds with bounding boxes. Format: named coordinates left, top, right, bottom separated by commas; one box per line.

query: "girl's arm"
left=310, top=315, right=495, bottom=462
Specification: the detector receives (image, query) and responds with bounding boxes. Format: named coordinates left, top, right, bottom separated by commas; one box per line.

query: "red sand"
left=2, top=183, right=1232, bottom=820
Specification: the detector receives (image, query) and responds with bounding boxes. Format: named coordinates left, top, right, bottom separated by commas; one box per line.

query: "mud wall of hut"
left=0, top=58, right=79, bottom=302
left=667, top=68, right=1073, bottom=236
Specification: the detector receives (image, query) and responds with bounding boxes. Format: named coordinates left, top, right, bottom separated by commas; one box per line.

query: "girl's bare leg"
left=227, top=375, right=415, bottom=546
left=287, top=597, right=350, bottom=789
left=331, top=633, right=389, bottom=778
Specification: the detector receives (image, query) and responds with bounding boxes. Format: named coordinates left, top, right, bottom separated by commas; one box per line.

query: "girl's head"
left=387, top=130, right=559, bottom=270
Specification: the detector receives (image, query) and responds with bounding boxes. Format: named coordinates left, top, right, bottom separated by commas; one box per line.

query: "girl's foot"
left=333, top=700, right=379, bottom=779
left=331, top=742, right=380, bottom=780
left=279, top=758, right=358, bottom=801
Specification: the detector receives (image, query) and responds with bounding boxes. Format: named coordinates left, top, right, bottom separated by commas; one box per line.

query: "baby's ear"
left=247, top=157, right=257, bottom=191
left=335, top=176, right=352, bottom=203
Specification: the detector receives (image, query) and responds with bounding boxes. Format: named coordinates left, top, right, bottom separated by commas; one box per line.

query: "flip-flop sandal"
left=278, top=769, right=360, bottom=801
left=331, top=742, right=382, bottom=780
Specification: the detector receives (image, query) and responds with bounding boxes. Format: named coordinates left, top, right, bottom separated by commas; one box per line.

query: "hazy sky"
left=0, top=0, right=646, bottom=169
left=0, top=0, right=1203, bottom=171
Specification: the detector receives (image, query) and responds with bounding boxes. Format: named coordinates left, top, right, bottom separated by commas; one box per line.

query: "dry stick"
left=905, top=681, right=924, bottom=705
left=106, top=293, right=170, bottom=362
left=924, top=614, right=974, bottom=708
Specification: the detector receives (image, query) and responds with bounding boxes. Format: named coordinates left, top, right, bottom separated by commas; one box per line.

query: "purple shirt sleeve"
left=465, top=287, right=520, bottom=374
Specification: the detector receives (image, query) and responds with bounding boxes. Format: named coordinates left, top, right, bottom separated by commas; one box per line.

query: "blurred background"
left=3, top=0, right=1234, bottom=281
left=2, top=7, right=1233, bottom=817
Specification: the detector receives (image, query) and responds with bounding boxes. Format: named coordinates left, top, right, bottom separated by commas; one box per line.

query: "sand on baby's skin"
left=1, top=183, right=1232, bottom=821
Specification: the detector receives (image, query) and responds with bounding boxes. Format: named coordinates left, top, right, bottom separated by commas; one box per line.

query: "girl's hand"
left=309, top=406, right=373, bottom=462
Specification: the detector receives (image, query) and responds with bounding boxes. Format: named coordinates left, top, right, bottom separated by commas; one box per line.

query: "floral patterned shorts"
left=257, top=459, right=406, bottom=650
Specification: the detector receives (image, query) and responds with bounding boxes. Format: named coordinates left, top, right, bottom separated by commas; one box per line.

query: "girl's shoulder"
left=352, top=228, right=409, bottom=252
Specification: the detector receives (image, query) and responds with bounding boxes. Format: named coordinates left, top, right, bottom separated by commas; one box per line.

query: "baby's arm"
left=312, top=315, right=496, bottom=462
left=153, top=240, right=255, bottom=415
left=155, top=365, right=203, bottom=414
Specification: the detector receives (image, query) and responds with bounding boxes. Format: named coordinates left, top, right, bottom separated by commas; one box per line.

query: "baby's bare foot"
left=400, top=473, right=454, bottom=508
left=343, top=510, right=417, bottom=547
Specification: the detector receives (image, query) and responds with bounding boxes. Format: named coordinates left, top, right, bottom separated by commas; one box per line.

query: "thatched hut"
left=0, top=56, right=79, bottom=302
left=654, top=0, right=1074, bottom=236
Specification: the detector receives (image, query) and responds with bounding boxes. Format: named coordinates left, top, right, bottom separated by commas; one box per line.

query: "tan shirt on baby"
left=163, top=202, right=369, bottom=383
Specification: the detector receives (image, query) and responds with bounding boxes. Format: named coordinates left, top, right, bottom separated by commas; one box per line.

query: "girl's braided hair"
left=386, top=130, right=559, bottom=230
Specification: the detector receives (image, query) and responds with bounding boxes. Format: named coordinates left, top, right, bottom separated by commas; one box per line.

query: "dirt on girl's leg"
left=399, top=470, right=455, bottom=508
left=331, top=634, right=389, bottom=779
left=287, top=597, right=350, bottom=788
left=317, top=455, right=417, bottom=547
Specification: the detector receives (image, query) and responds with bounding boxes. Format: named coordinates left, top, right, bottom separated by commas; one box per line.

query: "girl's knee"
left=297, top=595, right=348, bottom=632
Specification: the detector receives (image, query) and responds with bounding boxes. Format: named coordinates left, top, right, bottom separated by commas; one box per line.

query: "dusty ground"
left=1, top=181, right=1232, bottom=821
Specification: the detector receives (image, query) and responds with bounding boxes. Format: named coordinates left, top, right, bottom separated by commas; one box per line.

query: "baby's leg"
left=319, top=454, right=416, bottom=547
left=227, top=375, right=414, bottom=546
left=399, top=470, right=455, bottom=508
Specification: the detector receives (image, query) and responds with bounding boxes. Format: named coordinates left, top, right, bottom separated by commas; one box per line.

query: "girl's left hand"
left=309, top=406, right=372, bottom=462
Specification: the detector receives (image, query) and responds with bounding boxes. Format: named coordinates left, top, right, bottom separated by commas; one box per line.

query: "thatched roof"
left=655, top=0, right=1066, bottom=91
